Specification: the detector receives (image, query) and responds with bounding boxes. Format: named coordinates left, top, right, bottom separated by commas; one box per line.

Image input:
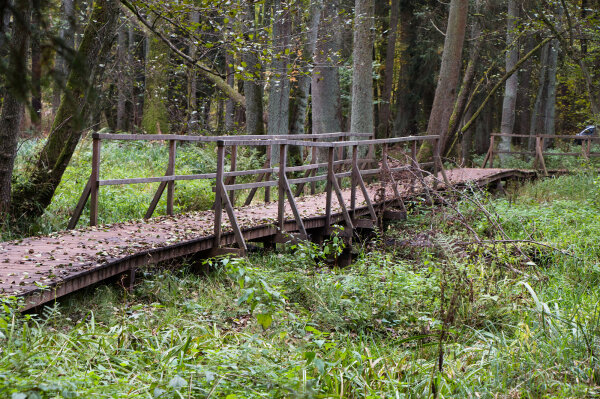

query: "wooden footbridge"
left=1, top=132, right=537, bottom=311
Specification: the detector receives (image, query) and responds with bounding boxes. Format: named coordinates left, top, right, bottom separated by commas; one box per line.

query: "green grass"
left=2, top=173, right=600, bottom=397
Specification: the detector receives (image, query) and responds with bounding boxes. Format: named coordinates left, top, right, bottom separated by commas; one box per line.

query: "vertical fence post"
left=166, top=139, right=176, bottom=216
left=325, top=146, right=334, bottom=228
left=213, top=140, right=225, bottom=247
left=278, top=144, right=287, bottom=231
left=311, top=137, right=317, bottom=194
left=351, top=145, right=359, bottom=219
left=90, top=136, right=101, bottom=226
left=229, top=145, right=237, bottom=205
left=265, top=145, right=272, bottom=203
left=433, top=138, right=440, bottom=189
left=488, top=135, right=495, bottom=168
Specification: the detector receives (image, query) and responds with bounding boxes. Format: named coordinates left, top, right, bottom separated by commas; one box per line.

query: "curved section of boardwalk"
left=0, top=168, right=535, bottom=310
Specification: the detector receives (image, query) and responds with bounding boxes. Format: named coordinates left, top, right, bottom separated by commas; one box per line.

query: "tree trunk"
left=443, top=0, right=484, bottom=157
left=419, top=0, right=468, bottom=160
left=377, top=0, right=398, bottom=139
left=529, top=42, right=550, bottom=151
left=312, top=0, right=342, bottom=161
left=53, top=0, right=75, bottom=113
left=0, top=0, right=31, bottom=222
left=225, top=51, right=235, bottom=131
left=350, top=0, right=375, bottom=137
left=499, top=0, right=519, bottom=164
left=11, top=0, right=120, bottom=220
left=515, top=34, right=534, bottom=144
left=543, top=37, right=560, bottom=149
left=116, top=19, right=128, bottom=132
left=268, top=0, right=291, bottom=164
left=142, top=29, right=170, bottom=135
left=31, top=0, right=42, bottom=131
left=289, top=0, right=322, bottom=137
left=243, top=2, right=264, bottom=136
left=187, top=9, right=200, bottom=133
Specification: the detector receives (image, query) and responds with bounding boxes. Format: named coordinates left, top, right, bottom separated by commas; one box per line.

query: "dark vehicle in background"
left=575, top=125, right=596, bottom=145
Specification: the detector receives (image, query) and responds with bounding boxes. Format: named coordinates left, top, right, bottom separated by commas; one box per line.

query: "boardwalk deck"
left=0, top=168, right=535, bottom=310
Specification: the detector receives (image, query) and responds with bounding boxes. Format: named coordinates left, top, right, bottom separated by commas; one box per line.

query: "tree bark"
left=543, top=37, right=560, bottom=149
left=116, top=18, right=128, bottom=132
left=529, top=42, right=550, bottom=151
left=312, top=0, right=342, bottom=161
left=377, top=0, right=398, bottom=139
left=443, top=0, right=484, bottom=157
left=31, top=0, right=42, bottom=131
left=289, top=0, right=322, bottom=137
left=350, top=0, right=375, bottom=137
left=142, top=27, right=170, bottom=135
left=53, top=0, right=75, bottom=113
left=243, top=2, right=264, bottom=136
left=0, top=1, right=31, bottom=222
left=268, top=0, right=291, bottom=164
left=499, top=0, right=519, bottom=164
left=186, top=9, right=200, bottom=133
left=224, top=50, right=235, bottom=131
left=11, top=0, right=120, bottom=220
left=419, top=0, right=468, bottom=160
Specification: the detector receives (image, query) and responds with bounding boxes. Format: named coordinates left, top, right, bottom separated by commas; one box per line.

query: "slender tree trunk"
left=53, top=0, right=75, bottom=113
left=11, top=0, right=120, bottom=220
left=187, top=9, right=199, bottom=133
left=419, top=0, right=469, bottom=160
left=268, top=0, right=291, bottom=164
left=350, top=0, right=375, bottom=137
left=31, top=0, right=42, bottom=131
left=543, top=36, right=560, bottom=149
left=312, top=0, right=342, bottom=161
left=142, top=29, right=170, bottom=134
left=225, top=51, right=235, bottom=131
left=289, top=0, right=322, bottom=137
left=529, top=42, right=550, bottom=151
left=444, top=0, right=484, bottom=157
left=116, top=19, right=128, bottom=131
left=377, top=0, right=398, bottom=138
left=499, top=0, right=519, bottom=164
left=0, top=1, right=31, bottom=221
left=515, top=34, right=534, bottom=144
left=243, top=2, right=264, bottom=136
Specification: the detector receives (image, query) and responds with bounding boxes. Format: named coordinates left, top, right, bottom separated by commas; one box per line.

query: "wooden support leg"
left=68, top=176, right=92, bottom=229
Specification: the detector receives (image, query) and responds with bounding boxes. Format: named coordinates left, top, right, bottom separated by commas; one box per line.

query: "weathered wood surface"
left=0, top=168, right=532, bottom=310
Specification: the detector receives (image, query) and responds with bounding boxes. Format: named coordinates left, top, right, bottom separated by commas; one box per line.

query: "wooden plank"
left=228, top=145, right=237, bottom=205
left=208, top=247, right=245, bottom=257
left=67, top=176, right=92, bottom=230
left=288, top=174, right=327, bottom=185
left=330, top=167, right=354, bottom=230
left=325, top=147, right=334, bottom=228
left=225, top=180, right=279, bottom=191
left=354, top=163, right=377, bottom=222
left=90, top=138, right=100, bottom=226
left=99, top=173, right=217, bottom=186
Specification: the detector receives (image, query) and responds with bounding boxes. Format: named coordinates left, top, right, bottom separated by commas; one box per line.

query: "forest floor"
left=2, top=168, right=600, bottom=397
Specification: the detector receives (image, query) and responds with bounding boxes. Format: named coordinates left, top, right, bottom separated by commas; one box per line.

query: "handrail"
left=482, top=132, right=599, bottom=175
left=69, top=133, right=446, bottom=254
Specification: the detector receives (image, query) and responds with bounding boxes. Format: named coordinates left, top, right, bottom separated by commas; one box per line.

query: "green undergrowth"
left=2, top=173, right=600, bottom=397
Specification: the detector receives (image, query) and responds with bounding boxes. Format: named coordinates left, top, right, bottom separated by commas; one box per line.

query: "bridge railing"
left=483, top=133, right=600, bottom=175
left=69, top=133, right=445, bottom=253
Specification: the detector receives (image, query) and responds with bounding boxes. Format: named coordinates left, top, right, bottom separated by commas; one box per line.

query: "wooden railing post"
left=90, top=136, right=101, bottom=226
left=278, top=144, right=287, bottom=230
left=482, top=135, right=494, bottom=168
left=213, top=140, right=225, bottom=247
left=265, top=145, right=272, bottom=202
left=311, top=137, right=317, bottom=194
left=228, top=145, right=237, bottom=205
left=166, top=139, right=176, bottom=216
left=325, top=146, right=334, bottom=228
left=535, top=136, right=548, bottom=176
left=351, top=145, right=358, bottom=219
